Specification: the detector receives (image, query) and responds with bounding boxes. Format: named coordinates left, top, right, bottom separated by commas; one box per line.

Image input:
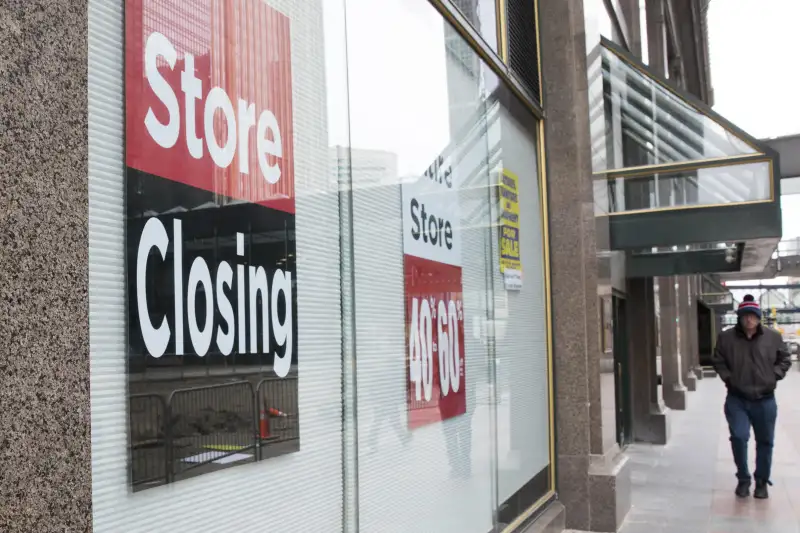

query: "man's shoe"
left=754, top=480, right=770, bottom=499
left=735, top=480, right=751, bottom=498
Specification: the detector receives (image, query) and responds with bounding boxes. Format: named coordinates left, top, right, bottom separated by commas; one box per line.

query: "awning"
left=589, top=38, right=782, bottom=277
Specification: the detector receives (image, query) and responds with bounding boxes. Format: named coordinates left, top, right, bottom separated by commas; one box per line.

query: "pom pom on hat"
left=743, top=294, right=755, bottom=302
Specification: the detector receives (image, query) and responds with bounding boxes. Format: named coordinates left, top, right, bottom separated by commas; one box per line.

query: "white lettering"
left=135, top=220, right=293, bottom=377
left=249, top=266, right=269, bottom=354
left=408, top=296, right=463, bottom=400
left=237, top=233, right=246, bottom=354
left=181, top=53, right=203, bottom=159
left=173, top=219, right=183, bottom=355
left=216, top=261, right=235, bottom=356
left=142, top=32, right=285, bottom=184
left=144, top=32, right=180, bottom=149
left=187, top=257, right=214, bottom=356
left=204, top=87, right=237, bottom=168
left=437, top=300, right=449, bottom=393
left=272, top=270, right=293, bottom=378
left=137, top=218, right=170, bottom=358
left=257, top=109, right=283, bottom=184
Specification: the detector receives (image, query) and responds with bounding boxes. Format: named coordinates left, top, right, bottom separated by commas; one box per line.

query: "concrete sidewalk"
left=618, top=367, right=800, bottom=533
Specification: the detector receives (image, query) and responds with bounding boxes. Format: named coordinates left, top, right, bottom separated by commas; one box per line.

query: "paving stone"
left=619, top=369, right=800, bottom=532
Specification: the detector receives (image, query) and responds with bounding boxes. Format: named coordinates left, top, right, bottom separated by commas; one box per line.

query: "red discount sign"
left=401, top=154, right=466, bottom=429
left=405, top=256, right=466, bottom=428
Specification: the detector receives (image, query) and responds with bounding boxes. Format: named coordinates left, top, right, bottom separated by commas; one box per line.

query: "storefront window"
left=451, top=0, right=500, bottom=54
left=88, top=0, right=550, bottom=530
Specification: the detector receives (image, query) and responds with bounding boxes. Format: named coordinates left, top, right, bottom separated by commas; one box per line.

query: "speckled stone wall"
left=0, top=2, right=91, bottom=532
left=538, top=0, right=630, bottom=529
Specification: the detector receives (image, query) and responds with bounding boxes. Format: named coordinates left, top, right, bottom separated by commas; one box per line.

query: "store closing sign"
left=125, top=0, right=299, bottom=489
left=402, top=155, right=467, bottom=429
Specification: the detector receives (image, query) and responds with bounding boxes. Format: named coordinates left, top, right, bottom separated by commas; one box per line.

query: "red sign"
left=125, top=0, right=295, bottom=213
left=124, top=0, right=300, bottom=490
left=405, top=255, right=466, bottom=429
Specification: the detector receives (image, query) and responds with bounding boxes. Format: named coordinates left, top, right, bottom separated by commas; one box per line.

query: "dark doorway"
left=697, top=301, right=713, bottom=367
left=613, top=295, right=633, bottom=446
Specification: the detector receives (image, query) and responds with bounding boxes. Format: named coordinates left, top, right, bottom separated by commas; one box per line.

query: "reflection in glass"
left=342, top=0, right=551, bottom=530
left=125, top=0, right=301, bottom=491
left=589, top=44, right=758, bottom=173
left=602, top=161, right=771, bottom=213
left=451, top=0, right=499, bottom=53
left=584, top=0, right=618, bottom=50
left=343, top=0, right=495, bottom=529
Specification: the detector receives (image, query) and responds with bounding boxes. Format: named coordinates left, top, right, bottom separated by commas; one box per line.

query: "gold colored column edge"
left=534, top=0, right=543, bottom=103
left=497, top=0, right=509, bottom=62
left=499, top=490, right=557, bottom=533
left=537, top=119, right=557, bottom=498
left=592, top=153, right=770, bottom=179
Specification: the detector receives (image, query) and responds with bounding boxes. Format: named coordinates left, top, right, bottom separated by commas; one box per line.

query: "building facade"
left=0, top=0, right=780, bottom=532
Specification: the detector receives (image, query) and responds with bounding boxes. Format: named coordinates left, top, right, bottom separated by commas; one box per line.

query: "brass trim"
left=534, top=0, right=543, bottom=102
left=500, top=490, right=556, bottom=533
left=596, top=157, right=774, bottom=182
left=602, top=43, right=763, bottom=154
left=769, top=158, right=775, bottom=203
left=593, top=153, right=768, bottom=179
left=497, top=0, right=509, bottom=62
left=600, top=199, right=774, bottom=217
left=537, top=119, right=557, bottom=498
left=427, top=0, right=544, bottom=120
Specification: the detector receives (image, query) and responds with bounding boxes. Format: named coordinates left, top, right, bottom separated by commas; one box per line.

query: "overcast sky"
left=708, top=0, right=800, bottom=244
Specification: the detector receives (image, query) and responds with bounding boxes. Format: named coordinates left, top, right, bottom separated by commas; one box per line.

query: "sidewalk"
left=619, top=367, right=800, bottom=533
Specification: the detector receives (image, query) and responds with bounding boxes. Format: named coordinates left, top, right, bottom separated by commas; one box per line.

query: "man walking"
left=712, top=294, right=792, bottom=499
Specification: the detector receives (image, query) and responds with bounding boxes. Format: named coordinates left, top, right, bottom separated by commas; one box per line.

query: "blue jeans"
left=724, top=393, right=777, bottom=483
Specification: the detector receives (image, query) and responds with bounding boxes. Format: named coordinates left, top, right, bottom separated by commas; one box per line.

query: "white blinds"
left=88, top=0, right=346, bottom=530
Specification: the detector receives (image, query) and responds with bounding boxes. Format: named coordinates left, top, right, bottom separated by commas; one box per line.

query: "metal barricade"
left=129, top=393, right=169, bottom=488
left=255, top=377, right=299, bottom=460
left=167, top=381, right=257, bottom=480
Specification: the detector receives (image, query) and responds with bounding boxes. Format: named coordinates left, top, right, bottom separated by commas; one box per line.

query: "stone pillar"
left=627, top=278, right=670, bottom=443
left=539, top=0, right=630, bottom=530
left=0, top=1, right=91, bottom=531
left=658, top=277, right=687, bottom=410
left=678, top=277, right=697, bottom=392
left=690, top=276, right=704, bottom=380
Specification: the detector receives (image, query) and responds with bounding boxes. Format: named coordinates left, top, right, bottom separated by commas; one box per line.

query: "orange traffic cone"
left=259, top=410, right=270, bottom=439
left=267, top=407, right=288, bottom=418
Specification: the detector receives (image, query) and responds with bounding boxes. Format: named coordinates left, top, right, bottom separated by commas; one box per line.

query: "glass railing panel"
left=589, top=45, right=759, bottom=173
left=602, top=161, right=771, bottom=214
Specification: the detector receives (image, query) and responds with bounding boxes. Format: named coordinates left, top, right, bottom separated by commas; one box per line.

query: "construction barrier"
left=129, top=376, right=299, bottom=490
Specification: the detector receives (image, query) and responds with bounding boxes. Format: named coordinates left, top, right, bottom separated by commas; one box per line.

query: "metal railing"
left=255, top=378, right=300, bottom=460
left=129, top=393, right=170, bottom=485
left=168, top=381, right=257, bottom=479
left=130, top=377, right=299, bottom=490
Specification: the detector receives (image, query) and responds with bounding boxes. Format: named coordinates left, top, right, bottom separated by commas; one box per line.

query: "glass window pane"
left=584, top=0, right=618, bottom=51
left=489, top=101, right=551, bottom=521
left=605, top=161, right=771, bottom=213
left=344, top=0, right=496, bottom=530
left=343, top=0, right=552, bottom=530
left=452, top=0, right=499, bottom=53
left=591, top=45, right=759, bottom=173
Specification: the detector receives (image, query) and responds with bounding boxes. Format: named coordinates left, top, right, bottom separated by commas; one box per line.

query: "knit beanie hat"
left=737, top=294, right=762, bottom=319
